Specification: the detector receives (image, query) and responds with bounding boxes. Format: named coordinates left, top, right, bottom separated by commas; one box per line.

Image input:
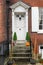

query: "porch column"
left=12, top=9, right=16, bottom=37
left=26, top=9, right=28, bottom=32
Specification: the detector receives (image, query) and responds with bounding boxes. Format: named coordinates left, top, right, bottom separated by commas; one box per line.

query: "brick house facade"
left=0, top=0, right=43, bottom=58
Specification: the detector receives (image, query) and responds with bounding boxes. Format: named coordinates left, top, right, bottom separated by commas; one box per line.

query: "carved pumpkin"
left=26, top=42, right=30, bottom=46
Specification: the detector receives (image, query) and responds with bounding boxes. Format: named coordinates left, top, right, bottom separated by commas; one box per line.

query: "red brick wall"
left=23, top=0, right=43, bottom=6
left=10, top=0, right=43, bottom=6
left=30, top=33, right=43, bottom=53
left=0, top=0, right=7, bottom=42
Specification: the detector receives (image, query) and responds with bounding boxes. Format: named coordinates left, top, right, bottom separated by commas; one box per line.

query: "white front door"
left=15, top=13, right=26, bottom=40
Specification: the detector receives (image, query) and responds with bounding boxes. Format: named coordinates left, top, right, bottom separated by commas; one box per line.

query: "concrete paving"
left=36, top=63, right=42, bottom=65
left=0, top=56, right=6, bottom=65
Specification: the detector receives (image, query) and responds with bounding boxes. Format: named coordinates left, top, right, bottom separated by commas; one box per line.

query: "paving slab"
left=36, top=63, right=42, bottom=65
left=0, top=56, right=6, bottom=65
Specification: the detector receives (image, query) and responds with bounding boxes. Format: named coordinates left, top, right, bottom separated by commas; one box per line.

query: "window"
left=16, top=14, right=24, bottom=21
left=16, top=15, right=19, bottom=17
left=39, top=8, right=43, bottom=30
left=40, top=46, right=43, bottom=49
left=21, top=15, right=24, bottom=17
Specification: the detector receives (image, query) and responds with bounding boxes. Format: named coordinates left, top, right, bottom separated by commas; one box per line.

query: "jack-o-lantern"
left=26, top=42, right=30, bottom=46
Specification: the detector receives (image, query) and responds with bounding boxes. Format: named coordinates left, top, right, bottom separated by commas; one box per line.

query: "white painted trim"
left=38, top=30, right=43, bottom=33
left=26, top=9, right=28, bottom=32
left=38, top=7, right=43, bottom=33
left=12, top=9, right=16, bottom=40
left=31, top=7, right=39, bottom=32
left=11, top=2, right=29, bottom=40
left=12, top=6, right=29, bottom=33
left=14, top=6, right=26, bottom=12
left=10, top=1, right=30, bottom=9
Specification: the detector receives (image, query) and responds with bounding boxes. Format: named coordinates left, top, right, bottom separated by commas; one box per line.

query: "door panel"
left=16, top=28, right=25, bottom=40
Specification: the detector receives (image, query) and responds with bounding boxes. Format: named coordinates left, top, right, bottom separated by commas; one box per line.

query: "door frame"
left=15, top=13, right=26, bottom=40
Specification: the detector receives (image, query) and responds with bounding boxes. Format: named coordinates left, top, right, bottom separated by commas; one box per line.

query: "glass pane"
left=40, top=20, right=42, bottom=24
left=21, top=15, right=24, bottom=17
left=39, top=25, right=42, bottom=29
left=42, top=15, right=43, bottom=20
left=40, top=46, right=43, bottom=49
left=16, top=15, right=19, bottom=17
left=39, top=8, right=43, bottom=30
left=42, top=24, right=43, bottom=29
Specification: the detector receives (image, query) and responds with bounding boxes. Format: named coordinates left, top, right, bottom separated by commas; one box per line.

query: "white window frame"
left=38, top=7, right=43, bottom=33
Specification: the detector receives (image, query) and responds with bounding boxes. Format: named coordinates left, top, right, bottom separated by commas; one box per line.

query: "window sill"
left=38, top=30, right=43, bottom=33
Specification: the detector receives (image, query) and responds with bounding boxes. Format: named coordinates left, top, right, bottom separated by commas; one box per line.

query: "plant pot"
left=7, top=60, right=14, bottom=65
left=7, top=61, right=13, bottom=65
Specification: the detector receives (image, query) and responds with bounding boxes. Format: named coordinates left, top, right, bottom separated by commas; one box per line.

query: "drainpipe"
left=6, top=0, right=10, bottom=55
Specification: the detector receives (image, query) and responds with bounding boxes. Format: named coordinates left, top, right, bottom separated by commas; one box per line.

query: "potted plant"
left=7, top=59, right=15, bottom=65
left=13, top=32, right=17, bottom=44
left=25, top=32, right=31, bottom=46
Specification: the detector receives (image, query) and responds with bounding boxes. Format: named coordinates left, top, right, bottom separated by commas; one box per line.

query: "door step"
left=9, top=57, right=31, bottom=59
left=11, top=53, right=31, bottom=54
left=10, top=41, right=32, bottom=60
left=16, top=40, right=26, bottom=44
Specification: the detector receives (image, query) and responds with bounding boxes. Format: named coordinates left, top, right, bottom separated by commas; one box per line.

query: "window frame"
left=38, top=7, right=43, bottom=33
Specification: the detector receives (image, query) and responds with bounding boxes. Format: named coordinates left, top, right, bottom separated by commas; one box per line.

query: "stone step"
left=13, top=47, right=30, bottom=50
left=16, top=40, right=26, bottom=43
left=13, top=50, right=31, bottom=52
left=12, top=55, right=31, bottom=57
left=15, top=45, right=26, bottom=47
left=11, top=53, right=31, bottom=55
left=16, top=43, right=25, bottom=45
left=14, top=46, right=30, bottom=49
left=13, top=50, right=30, bottom=53
left=11, top=41, right=32, bottom=60
left=13, top=49, right=30, bottom=51
left=12, top=54, right=32, bottom=57
left=9, top=57, right=31, bottom=59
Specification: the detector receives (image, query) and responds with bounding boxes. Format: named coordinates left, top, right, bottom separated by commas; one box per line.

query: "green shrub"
left=26, top=32, right=31, bottom=42
left=13, top=32, right=17, bottom=41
